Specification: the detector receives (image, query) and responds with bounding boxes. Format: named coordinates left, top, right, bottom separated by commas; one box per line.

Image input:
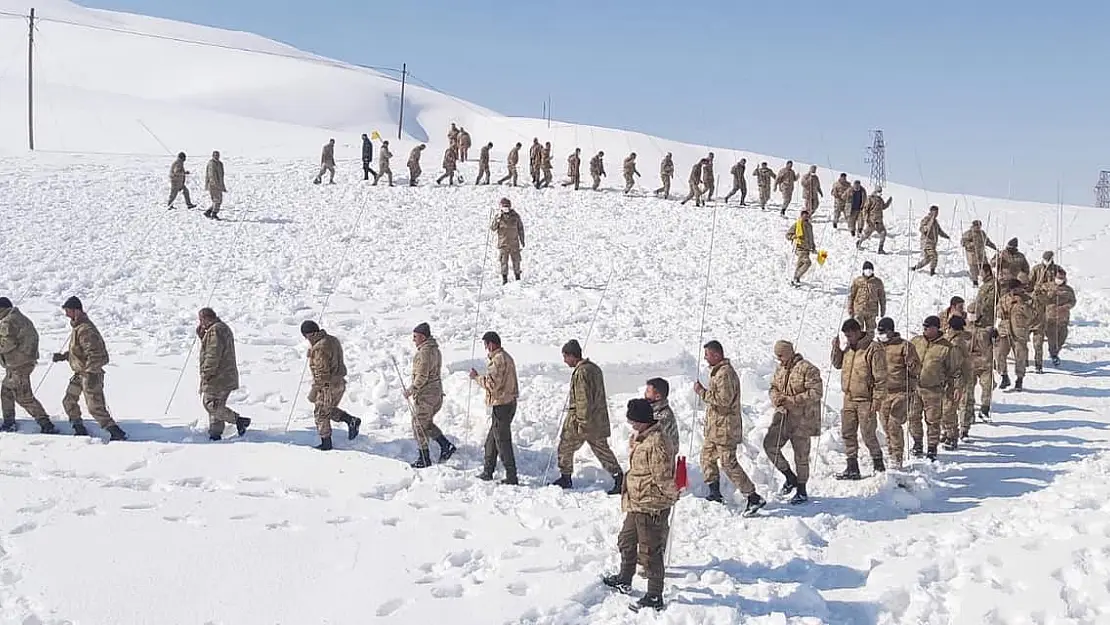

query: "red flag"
left=675, top=456, right=688, bottom=490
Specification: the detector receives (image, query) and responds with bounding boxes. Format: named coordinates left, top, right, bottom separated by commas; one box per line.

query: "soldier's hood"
left=420, top=337, right=439, bottom=350
left=650, top=398, right=670, bottom=412
left=632, top=422, right=661, bottom=443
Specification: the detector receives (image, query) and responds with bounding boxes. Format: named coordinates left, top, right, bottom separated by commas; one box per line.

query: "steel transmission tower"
left=864, top=130, right=887, bottom=190
left=1096, top=171, right=1110, bottom=208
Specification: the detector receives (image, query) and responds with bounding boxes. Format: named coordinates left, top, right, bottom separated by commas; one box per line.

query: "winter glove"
left=51, top=352, right=66, bottom=363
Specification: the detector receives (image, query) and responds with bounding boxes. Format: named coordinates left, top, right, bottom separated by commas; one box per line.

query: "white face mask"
left=863, top=269, right=874, bottom=277
left=877, top=333, right=890, bottom=343
left=1055, top=277, right=1065, bottom=285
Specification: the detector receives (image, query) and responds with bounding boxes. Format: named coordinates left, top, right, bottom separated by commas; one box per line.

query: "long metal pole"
left=397, top=63, right=406, bottom=140
left=28, top=8, right=35, bottom=151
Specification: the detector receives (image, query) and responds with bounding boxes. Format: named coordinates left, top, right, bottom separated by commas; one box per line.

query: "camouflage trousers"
left=859, top=220, right=887, bottom=249
left=562, top=173, right=581, bottom=190
left=914, top=243, right=939, bottom=272
left=681, top=182, right=704, bottom=206
left=591, top=173, right=602, bottom=191
left=832, top=198, right=847, bottom=226
left=1032, top=316, right=1068, bottom=366
left=724, top=179, right=747, bottom=203
left=62, top=372, right=116, bottom=429
left=1, top=366, right=49, bottom=421
left=878, top=392, right=909, bottom=465
left=942, top=383, right=962, bottom=441
left=412, top=393, right=445, bottom=450
left=475, top=162, right=490, bottom=185
left=703, top=179, right=715, bottom=201
left=995, top=333, right=1028, bottom=378
left=499, top=248, right=522, bottom=277
left=841, top=399, right=882, bottom=460
left=618, top=510, right=670, bottom=595
left=762, top=410, right=811, bottom=483
left=208, top=189, right=223, bottom=213
left=375, top=164, right=393, bottom=186
left=557, top=423, right=621, bottom=476
left=804, top=193, right=819, bottom=213
left=793, top=251, right=812, bottom=282
left=496, top=165, right=517, bottom=186
left=408, top=164, right=421, bottom=186
left=968, top=365, right=993, bottom=417
left=758, top=184, right=772, bottom=208
left=203, top=389, right=241, bottom=437
left=965, top=250, right=986, bottom=283
left=459, top=147, right=469, bottom=161
left=653, top=175, right=670, bottom=199
left=311, top=381, right=353, bottom=439
left=700, top=441, right=756, bottom=495
left=909, top=386, right=943, bottom=448
left=168, top=182, right=192, bottom=207
left=541, top=167, right=553, bottom=188
left=314, top=164, right=336, bottom=184
left=780, top=187, right=794, bottom=210
left=853, top=314, right=878, bottom=336
left=436, top=166, right=457, bottom=185
left=623, top=173, right=635, bottom=193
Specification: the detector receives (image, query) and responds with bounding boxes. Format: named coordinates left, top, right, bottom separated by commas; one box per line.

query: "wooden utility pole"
left=27, top=8, right=35, bottom=151
left=397, top=63, right=406, bottom=140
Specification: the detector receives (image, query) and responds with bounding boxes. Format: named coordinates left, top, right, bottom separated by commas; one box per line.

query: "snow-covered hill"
left=1, top=2, right=1109, bottom=625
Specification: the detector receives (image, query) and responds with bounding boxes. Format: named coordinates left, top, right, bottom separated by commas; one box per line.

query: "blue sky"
left=78, top=0, right=1106, bottom=206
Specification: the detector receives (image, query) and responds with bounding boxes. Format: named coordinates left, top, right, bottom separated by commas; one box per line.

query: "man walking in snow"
left=447, top=123, right=460, bottom=158
left=539, top=142, right=554, bottom=189
left=943, top=315, right=973, bottom=450
left=470, top=331, right=519, bottom=485
left=992, top=238, right=1031, bottom=285
left=964, top=297, right=997, bottom=427
left=361, top=133, right=378, bottom=182
left=848, top=261, right=886, bottom=335
left=589, top=151, right=606, bottom=191
left=203, top=151, right=227, bottom=220
left=753, top=161, right=776, bottom=210
left=775, top=160, right=799, bottom=215
left=0, top=297, right=57, bottom=434
left=52, top=297, right=127, bottom=441
left=1039, top=268, right=1076, bottom=368
left=724, top=158, right=747, bottom=204
left=491, top=198, right=525, bottom=284
left=552, top=339, right=623, bottom=494
left=562, top=148, right=582, bottom=190
left=830, top=173, right=851, bottom=229
left=168, top=152, right=196, bottom=209
left=909, top=315, right=960, bottom=460
left=458, top=128, right=472, bottom=162
left=601, top=398, right=677, bottom=613
left=801, top=165, right=823, bottom=214
left=498, top=142, right=521, bottom=186
left=701, top=152, right=716, bottom=201
left=475, top=142, right=493, bottom=185
left=197, top=307, right=250, bottom=441
left=436, top=145, right=458, bottom=185
left=856, top=187, right=892, bottom=254
left=313, top=139, right=336, bottom=185
left=764, top=340, right=821, bottom=505
left=694, top=340, right=765, bottom=515
left=875, top=317, right=920, bottom=469
left=300, top=320, right=361, bottom=450
left=680, top=159, right=706, bottom=207
left=913, top=204, right=950, bottom=275
left=375, top=140, right=394, bottom=186
left=847, top=180, right=867, bottom=237
left=786, top=210, right=816, bottom=287
left=408, top=144, right=425, bottom=186
left=830, top=319, right=886, bottom=478
left=960, top=220, right=997, bottom=286
left=406, top=323, right=455, bottom=468
left=654, top=153, right=674, bottom=199
left=529, top=138, right=543, bottom=187
left=995, top=279, right=1033, bottom=391
left=622, top=152, right=641, bottom=194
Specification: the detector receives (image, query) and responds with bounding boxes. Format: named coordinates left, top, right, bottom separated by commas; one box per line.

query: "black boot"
left=877, top=244, right=887, bottom=255
left=979, top=406, right=991, bottom=422
left=501, top=274, right=508, bottom=285
left=743, top=493, right=767, bottom=517
left=235, top=417, right=251, bottom=436
left=315, top=436, right=333, bottom=451
left=1034, top=364, right=1043, bottom=374
left=107, top=425, right=128, bottom=441
left=631, top=594, right=665, bottom=612
left=514, top=272, right=521, bottom=281
left=911, top=439, right=924, bottom=457
left=477, top=471, right=494, bottom=481
left=706, top=480, right=724, bottom=503
left=790, top=483, right=808, bottom=505
left=1014, top=377, right=1024, bottom=391
left=607, top=472, right=623, bottom=496
left=779, top=470, right=798, bottom=495
left=436, top=436, right=457, bottom=462
left=926, top=445, right=937, bottom=461
left=550, top=474, right=572, bottom=489
left=72, top=422, right=89, bottom=437
left=209, top=433, right=222, bottom=441
left=411, top=448, right=432, bottom=468
left=0, top=418, right=17, bottom=432
left=999, top=374, right=1011, bottom=390
left=942, top=437, right=957, bottom=451
left=872, top=456, right=886, bottom=473
left=347, top=416, right=362, bottom=440
left=601, top=574, right=632, bottom=594
left=37, top=419, right=57, bottom=435
left=203, top=209, right=213, bottom=218
left=501, top=475, right=519, bottom=486
left=835, top=458, right=862, bottom=480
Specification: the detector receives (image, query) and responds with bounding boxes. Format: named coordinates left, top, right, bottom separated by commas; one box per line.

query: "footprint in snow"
left=430, top=584, right=464, bottom=599
left=507, top=582, right=529, bottom=596
left=121, top=503, right=157, bottom=511
left=453, top=529, right=471, bottom=540
left=381, top=517, right=401, bottom=527
left=228, top=513, right=255, bottom=521
left=240, top=476, right=270, bottom=483
left=9, top=522, right=38, bottom=535
left=326, top=516, right=352, bottom=525
left=441, top=509, right=467, bottom=519
left=124, top=459, right=147, bottom=472
left=376, top=598, right=406, bottom=617
left=74, top=507, right=98, bottom=517
left=16, top=500, right=57, bottom=515
left=408, top=501, right=429, bottom=510
left=513, top=537, right=542, bottom=548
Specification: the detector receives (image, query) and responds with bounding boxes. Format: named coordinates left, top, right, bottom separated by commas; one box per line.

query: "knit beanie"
left=413, top=322, right=431, bottom=337
left=299, top=320, right=320, bottom=335
left=62, top=296, right=83, bottom=311
left=0, top=297, right=10, bottom=309
left=626, top=398, right=654, bottom=424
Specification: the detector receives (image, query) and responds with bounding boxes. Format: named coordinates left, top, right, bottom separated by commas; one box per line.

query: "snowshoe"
left=411, top=449, right=433, bottom=468
left=0, top=419, right=17, bottom=432
left=789, top=484, right=808, bottom=505
left=550, top=474, right=572, bottom=489
left=607, top=472, right=624, bottom=496
left=999, top=374, right=1011, bottom=390
left=107, top=425, right=128, bottom=441
left=742, top=493, right=766, bottom=517
left=630, top=594, right=665, bottom=613
left=705, top=480, right=724, bottom=503
left=347, top=416, right=361, bottom=441
left=601, top=575, right=633, bottom=594
left=316, top=436, right=333, bottom=451
left=236, top=417, right=251, bottom=436
left=835, top=458, right=862, bottom=480
left=37, top=419, right=57, bottom=435
left=72, top=422, right=89, bottom=437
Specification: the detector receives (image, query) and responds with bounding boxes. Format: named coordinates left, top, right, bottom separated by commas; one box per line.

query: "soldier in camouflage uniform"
left=775, top=160, right=799, bottom=216
left=644, top=378, right=679, bottom=456
left=1040, top=268, right=1076, bottom=367
left=800, top=165, right=823, bottom=214
left=654, top=153, right=674, bottom=199
left=765, top=340, right=821, bottom=504
left=995, top=279, right=1033, bottom=390
left=589, top=151, right=606, bottom=191
left=313, top=140, right=336, bottom=185
left=375, top=140, right=394, bottom=186
left=965, top=296, right=997, bottom=428
left=497, top=142, right=522, bottom=186
left=942, top=315, right=972, bottom=450
left=875, top=317, right=920, bottom=469
left=912, top=205, right=950, bottom=275
left=723, top=158, right=748, bottom=204
left=552, top=340, right=623, bottom=493
left=447, top=123, right=460, bottom=158
left=458, top=128, right=472, bottom=162
left=435, top=146, right=458, bottom=185
left=830, top=319, right=887, bottom=478
left=475, top=142, right=493, bottom=185
left=196, top=308, right=251, bottom=441
left=622, top=153, right=641, bottom=194
left=470, top=331, right=519, bottom=485
left=52, top=297, right=127, bottom=441
left=992, top=238, right=1031, bottom=285
left=300, top=320, right=361, bottom=450
left=830, top=173, right=851, bottom=229
left=407, top=144, right=426, bottom=186
left=491, top=197, right=525, bottom=284
left=753, top=162, right=777, bottom=210
left=168, top=152, right=197, bottom=209
left=786, top=210, right=816, bottom=287
left=561, top=148, right=582, bottom=190
left=701, top=153, right=716, bottom=201
left=203, top=151, right=227, bottom=220
left=539, top=142, right=554, bottom=188
left=856, top=187, right=892, bottom=254
left=848, top=261, right=886, bottom=335
left=405, top=323, right=456, bottom=467
left=0, top=298, right=56, bottom=433
left=529, top=139, right=543, bottom=187
left=909, top=315, right=961, bottom=460
left=960, top=220, right=997, bottom=286
left=680, top=159, right=706, bottom=207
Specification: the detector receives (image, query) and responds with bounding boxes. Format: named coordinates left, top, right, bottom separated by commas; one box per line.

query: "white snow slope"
left=2, top=2, right=1110, bottom=625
